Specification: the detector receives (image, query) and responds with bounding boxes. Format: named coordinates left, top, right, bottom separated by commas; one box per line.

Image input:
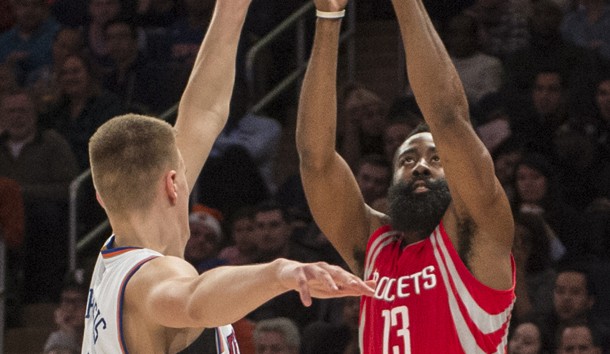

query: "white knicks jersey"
left=82, top=236, right=240, bottom=354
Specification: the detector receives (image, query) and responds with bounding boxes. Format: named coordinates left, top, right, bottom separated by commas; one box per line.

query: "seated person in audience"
left=508, top=316, right=553, bottom=354
left=511, top=153, right=588, bottom=261
left=82, top=0, right=123, bottom=69
left=338, top=82, right=388, bottom=170
left=247, top=200, right=322, bottom=328
left=43, top=274, right=88, bottom=353
left=253, top=317, right=301, bottom=354
left=103, top=18, right=169, bottom=114
left=184, top=205, right=227, bottom=273
left=0, top=0, right=60, bottom=84
left=504, top=0, right=600, bottom=105
left=538, top=264, right=610, bottom=348
left=0, top=89, right=79, bottom=303
left=209, top=80, right=282, bottom=194
left=354, top=154, right=391, bottom=207
left=560, top=0, right=610, bottom=62
left=492, top=138, right=525, bottom=203
left=219, top=206, right=258, bottom=265
left=512, top=212, right=555, bottom=320
left=26, top=27, right=85, bottom=115
left=41, top=52, right=124, bottom=171
left=444, top=13, right=504, bottom=107
left=462, top=0, right=530, bottom=60
left=556, top=322, right=607, bottom=354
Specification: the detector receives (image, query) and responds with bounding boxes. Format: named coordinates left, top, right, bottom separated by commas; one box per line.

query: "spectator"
left=253, top=317, right=301, bottom=354
left=83, top=0, right=123, bottom=69
left=444, top=13, right=504, bottom=106
left=511, top=153, right=589, bottom=260
left=247, top=200, right=321, bottom=328
left=338, top=83, right=388, bottom=169
left=184, top=205, right=227, bottom=273
left=103, top=18, right=168, bottom=114
left=219, top=206, right=258, bottom=266
left=504, top=0, right=599, bottom=107
left=0, top=89, right=79, bottom=302
left=463, top=0, right=530, bottom=60
left=42, top=272, right=89, bottom=353
left=560, top=0, right=610, bottom=62
left=41, top=52, right=124, bottom=171
left=0, top=0, right=60, bottom=84
left=508, top=317, right=553, bottom=354
left=556, top=322, right=606, bottom=354
left=492, top=137, right=525, bottom=203
left=209, top=80, right=282, bottom=194
left=382, top=114, right=421, bottom=166
left=511, top=69, right=572, bottom=158
left=27, top=27, right=85, bottom=115
left=354, top=154, right=391, bottom=206
left=537, top=264, right=609, bottom=348
left=512, top=212, right=555, bottom=319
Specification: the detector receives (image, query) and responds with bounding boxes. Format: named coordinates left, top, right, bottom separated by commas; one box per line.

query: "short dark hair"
left=406, top=122, right=431, bottom=139
left=556, top=320, right=605, bottom=350
left=554, top=262, right=596, bottom=297
left=254, top=199, right=290, bottom=223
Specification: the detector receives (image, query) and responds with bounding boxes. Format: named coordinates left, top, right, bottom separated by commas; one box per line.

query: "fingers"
left=296, top=262, right=376, bottom=300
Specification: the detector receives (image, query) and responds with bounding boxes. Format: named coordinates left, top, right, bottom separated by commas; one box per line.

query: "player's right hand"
left=275, top=258, right=375, bottom=306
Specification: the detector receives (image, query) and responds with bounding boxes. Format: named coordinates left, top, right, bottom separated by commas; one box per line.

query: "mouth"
left=411, top=180, right=430, bottom=193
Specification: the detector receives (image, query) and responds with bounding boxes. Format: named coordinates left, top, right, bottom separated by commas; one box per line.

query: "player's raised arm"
left=132, top=257, right=375, bottom=329
left=392, top=0, right=513, bottom=287
left=296, top=0, right=382, bottom=276
left=174, top=0, right=251, bottom=192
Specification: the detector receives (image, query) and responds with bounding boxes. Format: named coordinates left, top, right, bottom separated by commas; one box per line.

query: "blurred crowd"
left=1, top=0, right=610, bottom=353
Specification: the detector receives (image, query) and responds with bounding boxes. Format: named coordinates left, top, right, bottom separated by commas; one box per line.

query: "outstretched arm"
left=296, top=0, right=382, bottom=276
left=174, top=0, right=250, bottom=193
left=392, top=0, right=513, bottom=287
left=130, top=257, right=375, bottom=328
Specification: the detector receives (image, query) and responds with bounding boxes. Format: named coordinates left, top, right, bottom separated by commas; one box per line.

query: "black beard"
left=387, top=177, right=452, bottom=239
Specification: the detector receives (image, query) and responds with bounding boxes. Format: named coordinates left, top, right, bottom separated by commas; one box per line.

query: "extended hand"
left=277, top=259, right=375, bottom=306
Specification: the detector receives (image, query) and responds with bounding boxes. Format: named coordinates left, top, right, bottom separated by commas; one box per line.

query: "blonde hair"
left=89, top=114, right=179, bottom=214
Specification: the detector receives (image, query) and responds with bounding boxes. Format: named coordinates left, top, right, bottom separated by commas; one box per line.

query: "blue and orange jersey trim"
left=101, top=235, right=142, bottom=259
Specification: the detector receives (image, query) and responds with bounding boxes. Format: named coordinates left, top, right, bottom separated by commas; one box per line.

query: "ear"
left=165, top=170, right=178, bottom=205
left=95, top=192, right=106, bottom=209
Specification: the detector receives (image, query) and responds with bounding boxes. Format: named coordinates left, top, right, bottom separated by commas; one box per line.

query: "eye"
left=399, top=156, right=414, bottom=166
left=431, top=155, right=441, bottom=163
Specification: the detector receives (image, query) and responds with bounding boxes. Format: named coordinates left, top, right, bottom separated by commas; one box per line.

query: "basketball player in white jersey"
left=296, top=0, right=515, bottom=352
left=81, top=0, right=375, bottom=352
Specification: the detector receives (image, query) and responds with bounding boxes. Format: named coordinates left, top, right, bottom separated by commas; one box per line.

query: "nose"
left=412, top=159, right=431, bottom=177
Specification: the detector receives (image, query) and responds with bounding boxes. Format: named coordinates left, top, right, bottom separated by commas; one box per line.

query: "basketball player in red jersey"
left=296, top=0, right=515, bottom=352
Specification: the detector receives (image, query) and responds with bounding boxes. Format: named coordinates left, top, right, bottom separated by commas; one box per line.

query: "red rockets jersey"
left=359, top=222, right=515, bottom=354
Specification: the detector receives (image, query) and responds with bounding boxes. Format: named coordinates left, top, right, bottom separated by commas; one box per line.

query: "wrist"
left=316, top=9, right=345, bottom=19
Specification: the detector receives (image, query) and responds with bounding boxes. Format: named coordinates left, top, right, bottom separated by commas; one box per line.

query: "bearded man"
left=295, top=0, right=516, bottom=352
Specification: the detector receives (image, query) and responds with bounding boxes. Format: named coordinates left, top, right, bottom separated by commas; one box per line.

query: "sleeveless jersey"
left=359, top=222, right=515, bottom=354
left=82, top=236, right=240, bottom=354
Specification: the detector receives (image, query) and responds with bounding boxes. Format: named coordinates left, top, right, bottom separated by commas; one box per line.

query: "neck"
left=108, top=208, right=186, bottom=257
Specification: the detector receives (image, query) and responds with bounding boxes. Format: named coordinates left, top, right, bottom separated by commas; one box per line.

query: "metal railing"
left=69, top=1, right=358, bottom=270
left=245, top=0, right=357, bottom=114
